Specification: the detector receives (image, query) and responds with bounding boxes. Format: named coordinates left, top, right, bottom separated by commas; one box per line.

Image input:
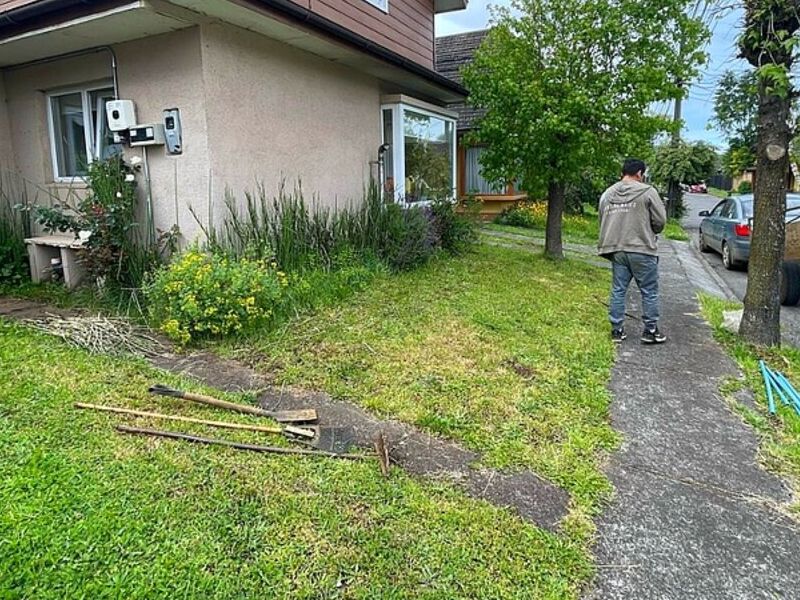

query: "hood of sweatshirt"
left=606, top=180, right=652, bottom=205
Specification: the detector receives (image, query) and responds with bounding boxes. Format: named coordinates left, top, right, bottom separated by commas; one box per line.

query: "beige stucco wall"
left=114, top=27, right=210, bottom=242
left=2, top=20, right=384, bottom=244
left=200, top=21, right=382, bottom=218
left=0, top=76, right=15, bottom=171
left=3, top=50, right=111, bottom=208
left=1, top=27, right=210, bottom=240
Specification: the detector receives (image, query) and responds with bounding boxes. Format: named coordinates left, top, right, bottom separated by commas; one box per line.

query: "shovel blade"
left=268, top=408, right=318, bottom=423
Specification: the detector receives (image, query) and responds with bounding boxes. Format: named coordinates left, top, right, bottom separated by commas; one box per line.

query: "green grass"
left=231, top=244, right=619, bottom=525
left=0, top=318, right=592, bottom=599
left=708, top=187, right=731, bottom=199
left=486, top=215, right=688, bottom=244
left=698, top=294, right=800, bottom=511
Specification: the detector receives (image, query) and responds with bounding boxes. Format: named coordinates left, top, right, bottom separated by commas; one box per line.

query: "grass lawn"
left=487, top=213, right=688, bottom=244
left=708, top=187, right=730, bottom=199
left=699, top=295, right=800, bottom=511
left=0, top=319, right=593, bottom=599
left=234, top=244, right=618, bottom=525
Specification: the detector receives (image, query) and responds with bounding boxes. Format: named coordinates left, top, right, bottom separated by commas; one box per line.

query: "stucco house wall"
left=114, top=26, right=211, bottom=242
left=199, top=21, right=382, bottom=220
left=0, top=77, right=14, bottom=171
left=2, top=26, right=212, bottom=240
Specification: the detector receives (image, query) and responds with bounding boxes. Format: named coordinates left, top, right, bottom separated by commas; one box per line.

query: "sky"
left=435, top=1, right=748, bottom=149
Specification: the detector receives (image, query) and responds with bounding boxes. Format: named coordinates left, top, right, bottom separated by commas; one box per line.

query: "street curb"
left=673, top=236, right=739, bottom=302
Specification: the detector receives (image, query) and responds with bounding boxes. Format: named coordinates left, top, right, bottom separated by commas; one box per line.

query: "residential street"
left=682, top=192, right=800, bottom=347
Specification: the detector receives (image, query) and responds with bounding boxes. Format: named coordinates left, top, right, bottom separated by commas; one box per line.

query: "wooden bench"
left=24, top=235, right=86, bottom=289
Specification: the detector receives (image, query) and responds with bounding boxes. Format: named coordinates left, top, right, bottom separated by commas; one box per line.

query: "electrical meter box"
left=106, top=100, right=136, bottom=132
left=163, top=108, right=182, bottom=155
left=129, top=123, right=165, bottom=146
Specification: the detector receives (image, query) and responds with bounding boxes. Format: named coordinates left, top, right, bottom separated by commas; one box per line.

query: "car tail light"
left=735, top=223, right=751, bottom=237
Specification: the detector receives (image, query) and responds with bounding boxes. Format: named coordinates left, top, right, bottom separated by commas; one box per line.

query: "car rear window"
left=741, top=197, right=800, bottom=217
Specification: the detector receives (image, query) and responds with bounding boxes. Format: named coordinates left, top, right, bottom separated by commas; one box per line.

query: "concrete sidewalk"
left=587, top=240, right=799, bottom=599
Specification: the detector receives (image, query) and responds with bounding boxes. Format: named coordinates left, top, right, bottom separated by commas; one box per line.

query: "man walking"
left=598, top=158, right=667, bottom=344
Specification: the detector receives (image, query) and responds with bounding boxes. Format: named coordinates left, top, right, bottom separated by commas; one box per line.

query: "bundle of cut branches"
left=24, top=315, right=166, bottom=357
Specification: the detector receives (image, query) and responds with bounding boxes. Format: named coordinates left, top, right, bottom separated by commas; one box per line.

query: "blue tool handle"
left=773, top=372, right=800, bottom=416
left=760, top=360, right=777, bottom=415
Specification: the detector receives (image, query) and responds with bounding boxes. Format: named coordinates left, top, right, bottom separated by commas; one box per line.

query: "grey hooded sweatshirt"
left=597, top=180, right=667, bottom=258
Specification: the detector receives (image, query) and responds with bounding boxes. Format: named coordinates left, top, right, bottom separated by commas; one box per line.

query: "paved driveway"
left=682, top=192, right=800, bottom=346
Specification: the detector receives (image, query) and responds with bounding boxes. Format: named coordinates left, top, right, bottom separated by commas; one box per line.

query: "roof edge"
left=0, top=0, right=468, bottom=99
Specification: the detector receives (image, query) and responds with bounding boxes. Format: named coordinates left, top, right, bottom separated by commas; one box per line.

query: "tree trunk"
left=739, top=83, right=792, bottom=346
left=545, top=180, right=565, bottom=259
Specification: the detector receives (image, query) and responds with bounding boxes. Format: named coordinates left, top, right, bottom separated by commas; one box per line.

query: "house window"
left=48, top=84, right=118, bottom=180
left=381, top=102, right=456, bottom=204
left=364, top=0, right=388, bottom=12
left=465, top=146, right=505, bottom=194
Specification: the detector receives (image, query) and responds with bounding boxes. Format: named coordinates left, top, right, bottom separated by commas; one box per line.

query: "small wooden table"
left=24, top=235, right=86, bottom=289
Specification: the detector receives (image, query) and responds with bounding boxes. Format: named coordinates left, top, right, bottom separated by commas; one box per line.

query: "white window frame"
left=380, top=101, right=457, bottom=205
left=46, top=82, right=115, bottom=182
left=364, top=0, right=389, bottom=13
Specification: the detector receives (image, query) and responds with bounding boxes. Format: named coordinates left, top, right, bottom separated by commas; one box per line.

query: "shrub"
left=737, top=180, right=753, bottom=195
left=0, top=171, right=30, bottom=285
left=27, top=155, right=169, bottom=289
left=145, top=249, right=284, bottom=344
left=198, top=183, right=476, bottom=274
left=496, top=201, right=548, bottom=228
left=496, top=201, right=600, bottom=240
left=429, top=197, right=478, bottom=255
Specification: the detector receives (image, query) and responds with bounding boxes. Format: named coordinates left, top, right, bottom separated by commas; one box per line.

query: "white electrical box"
left=129, top=123, right=165, bottom=146
left=106, top=100, right=136, bottom=132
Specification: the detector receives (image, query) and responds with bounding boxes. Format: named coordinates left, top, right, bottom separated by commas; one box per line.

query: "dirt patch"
left=1, top=296, right=569, bottom=530
left=0, top=297, right=82, bottom=320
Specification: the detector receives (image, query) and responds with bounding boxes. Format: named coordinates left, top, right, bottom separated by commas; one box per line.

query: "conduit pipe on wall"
left=4, top=45, right=119, bottom=99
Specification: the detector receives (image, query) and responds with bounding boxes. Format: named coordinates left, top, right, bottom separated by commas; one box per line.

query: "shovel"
left=148, top=384, right=317, bottom=423
left=74, top=402, right=315, bottom=439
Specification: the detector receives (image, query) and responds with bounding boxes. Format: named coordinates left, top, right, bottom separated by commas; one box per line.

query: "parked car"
left=689, top=182, right=708, bottom=193
left=698, top=193, right=800, bottom=270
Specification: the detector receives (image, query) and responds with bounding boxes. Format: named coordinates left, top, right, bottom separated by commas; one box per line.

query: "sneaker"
left=641, top=327, right=667, bottom=344
left=611, top=328, right=627, bottom=343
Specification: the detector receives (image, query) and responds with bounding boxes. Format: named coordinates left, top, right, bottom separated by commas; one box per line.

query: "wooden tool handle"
left=180, top=391, right=271, bottom=416
left=74, top=402, right=286, bottom=434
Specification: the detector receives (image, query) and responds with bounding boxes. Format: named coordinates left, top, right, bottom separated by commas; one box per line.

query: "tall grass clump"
left=195, top=182, right=476, bottom=273
left=0, top=170, right=31, bottom=285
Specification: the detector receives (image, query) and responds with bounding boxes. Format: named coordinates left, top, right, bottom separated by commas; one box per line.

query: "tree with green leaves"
left=650, top=140, right=719, bottom=212
left=738, top=1, right=800, bottom=346
left=463, top=0, right=708, bottom=258
left=712, top=70, right=759, bottom=151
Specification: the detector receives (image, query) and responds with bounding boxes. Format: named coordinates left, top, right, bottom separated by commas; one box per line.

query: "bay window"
left=381, top=98, right=456, bottom=204
left=47, top=84, right=118, bottom=181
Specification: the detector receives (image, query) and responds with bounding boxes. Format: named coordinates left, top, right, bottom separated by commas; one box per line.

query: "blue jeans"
left=609, top=252, right=659, bottom=330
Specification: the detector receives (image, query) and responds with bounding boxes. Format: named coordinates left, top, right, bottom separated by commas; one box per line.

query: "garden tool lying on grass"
left=148, top=384, right=317, bottom=423
left=115, top=425, right=389, bottom=474
left=75, top=402, right=357, bottom=454
left=74, top=402, right=315, bottom=439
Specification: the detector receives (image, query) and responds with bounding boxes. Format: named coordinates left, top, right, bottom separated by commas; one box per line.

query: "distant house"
left=435, top=29, right=526, bottom=219
left=0, top=0, right=468, bottom=241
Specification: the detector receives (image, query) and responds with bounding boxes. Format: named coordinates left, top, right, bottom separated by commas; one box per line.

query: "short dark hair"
left=622, top=159, right=646, bottom=177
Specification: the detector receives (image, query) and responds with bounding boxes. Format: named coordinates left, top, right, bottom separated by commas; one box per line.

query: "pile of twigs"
left=24, top=315, right=166, bottom=357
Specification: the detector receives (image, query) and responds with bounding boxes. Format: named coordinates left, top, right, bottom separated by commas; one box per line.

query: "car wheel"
left=699, top=230, right=711, bottom=253
left=781, top=262, right=800, bottom=306
left=722, top=241, right=738, bottom=270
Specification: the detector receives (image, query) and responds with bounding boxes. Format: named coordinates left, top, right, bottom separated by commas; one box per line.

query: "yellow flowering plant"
left=145, top=249, right=284, bottom=344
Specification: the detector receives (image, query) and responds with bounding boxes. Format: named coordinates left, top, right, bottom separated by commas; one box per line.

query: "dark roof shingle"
left=434, top=29, right=489, bottom=130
